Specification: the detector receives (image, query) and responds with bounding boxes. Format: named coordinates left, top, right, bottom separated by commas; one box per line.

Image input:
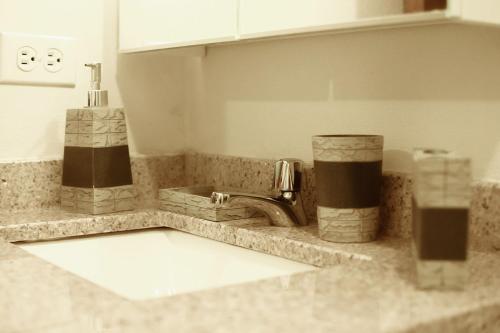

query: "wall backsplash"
left=470, top=182, right=500, bottom=251
left=185, top=152, right=412, bottom=238
left=0, top=160, right=62, bottom=210
left=0, top=152, right=498, bottom=250
left=0, top=155, right=185, bottom=211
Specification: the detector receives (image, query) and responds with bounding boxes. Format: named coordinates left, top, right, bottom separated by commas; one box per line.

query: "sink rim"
left=17, top=227, right=317, bottom=300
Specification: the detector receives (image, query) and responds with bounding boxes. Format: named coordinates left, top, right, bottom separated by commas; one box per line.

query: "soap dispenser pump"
left=85, top=63, right=108, bottom=107
left=60, top=62, right=136, bottom=214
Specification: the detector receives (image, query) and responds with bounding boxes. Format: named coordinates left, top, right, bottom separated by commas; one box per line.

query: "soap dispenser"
left=412, top=148, right=470, bottom=290
left=61, top=63, right=136, bottom=214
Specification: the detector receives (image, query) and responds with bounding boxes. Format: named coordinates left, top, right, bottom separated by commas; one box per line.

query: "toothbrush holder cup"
left=312, top=135, right=384, bottom=243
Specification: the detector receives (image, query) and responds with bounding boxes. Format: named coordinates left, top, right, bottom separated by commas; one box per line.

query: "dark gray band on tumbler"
left=62, top=146, right=133, bottom=188
left=412, top=198, right=468, bottom=260
left=314, top=160, right=382, bottom=208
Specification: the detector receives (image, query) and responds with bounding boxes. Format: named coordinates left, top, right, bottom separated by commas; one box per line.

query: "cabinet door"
left=239, top=0, right=404, bottom=39
left=120, top=0, right=237, bottom=52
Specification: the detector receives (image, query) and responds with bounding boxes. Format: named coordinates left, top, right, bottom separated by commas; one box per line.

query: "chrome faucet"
left=210, top=159, right=308, bottom=227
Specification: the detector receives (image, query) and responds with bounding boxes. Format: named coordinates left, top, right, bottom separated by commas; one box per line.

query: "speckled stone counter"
left=0, top=208, right=159, bottom=242
left=1, top=208, right=499, bottom=333
left=2, top=153, right=499, bottom=248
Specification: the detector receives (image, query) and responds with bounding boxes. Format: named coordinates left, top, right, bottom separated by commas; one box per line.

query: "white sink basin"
left=18, top=228, right=315, bottom=300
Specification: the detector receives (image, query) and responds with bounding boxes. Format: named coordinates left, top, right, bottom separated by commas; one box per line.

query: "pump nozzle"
left=85, top=62, right=108, bottom=107
left=85, top=63, right=102, bottom=90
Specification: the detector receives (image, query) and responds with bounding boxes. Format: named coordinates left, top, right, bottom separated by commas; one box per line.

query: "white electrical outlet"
left=44, top=48, right=64, bottom=73
left=0, top=32, right=76, bottom=87
left=17, top=46, right=39, bottom=72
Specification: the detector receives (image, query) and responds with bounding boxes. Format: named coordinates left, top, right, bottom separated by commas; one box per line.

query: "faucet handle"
left=210, top=192, right=230, bottom=208
left=273, top=159, right=302, bottom=193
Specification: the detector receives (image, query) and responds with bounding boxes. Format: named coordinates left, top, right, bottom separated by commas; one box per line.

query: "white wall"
left=185, top=24, right=500, bottom=181
left=2, top=2, right=500, bottom=183
left=116, top=50, right=187, bottom=156
left=0, top=0, right=102, bottom=161
left=111, top=0, right=187, bottom=156
left=462, top=0, right=500, bottom=26
left=0, top=0, right=186, bottom=161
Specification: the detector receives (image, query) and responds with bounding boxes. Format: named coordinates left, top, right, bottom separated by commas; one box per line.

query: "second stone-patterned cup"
left=312, top=135, right=384, bottom=243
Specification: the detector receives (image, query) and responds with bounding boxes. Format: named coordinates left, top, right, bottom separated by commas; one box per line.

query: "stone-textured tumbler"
left=312, top=135, right=384, bottom=243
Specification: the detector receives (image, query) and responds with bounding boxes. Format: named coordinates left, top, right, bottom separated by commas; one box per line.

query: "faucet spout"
left=210, top=158, right=309, bottom=227
left=211, top=192, right=307, bottom=227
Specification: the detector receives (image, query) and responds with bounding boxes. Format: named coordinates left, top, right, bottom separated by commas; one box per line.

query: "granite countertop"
left=1, top=208, right=499, bottom=333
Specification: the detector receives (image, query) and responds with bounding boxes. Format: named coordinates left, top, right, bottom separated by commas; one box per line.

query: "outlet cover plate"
left=0, top=32, right=76, bottom=87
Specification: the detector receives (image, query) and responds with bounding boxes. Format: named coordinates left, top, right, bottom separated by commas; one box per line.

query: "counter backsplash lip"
left=0, top=152, right=498, bottom=249
left=0, top=154, right=185, bottom=211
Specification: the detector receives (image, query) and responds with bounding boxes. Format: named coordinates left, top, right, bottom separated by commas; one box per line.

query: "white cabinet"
left=239, top=0, right=404, bottom=39
left=119, top=0, right=500, bottom=54
left=119, top=0, right=238, bottom=52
